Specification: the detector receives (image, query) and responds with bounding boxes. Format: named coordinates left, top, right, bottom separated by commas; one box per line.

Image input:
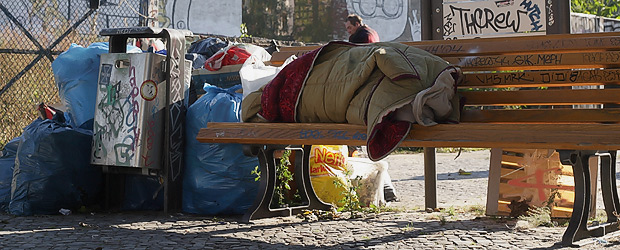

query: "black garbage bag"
left=187, top=37, right=228, bottom=57
left=0, top=137, right=20, bottom=212
left=121, top=174, right=164, bottom=211
left=9, top=118, right=103, bottom=215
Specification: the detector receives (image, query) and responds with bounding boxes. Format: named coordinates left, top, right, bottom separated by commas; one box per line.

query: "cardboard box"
left=192, top=64, right=242, bottom=88
left=487, top=149, right=598, bottom=218
left=189, top=64, right=243, bottom=104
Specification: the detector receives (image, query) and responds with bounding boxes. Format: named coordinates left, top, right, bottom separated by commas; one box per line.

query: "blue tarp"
left=183, top=84, right=259, bottom=215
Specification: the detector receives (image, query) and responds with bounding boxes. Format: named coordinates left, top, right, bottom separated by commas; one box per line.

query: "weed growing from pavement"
left=589, top=209, right=608, bottom=226
left=251, top=149, right=302, bottom=208
left=333, top=170, right=363, bottom=218
left=424, top=206, right=487, bottom=225
left=439, top=214, right=448, bottom=225
left=442, top=206, right=457, bottom=217
left=464, top=205, right=486, bottom=216
left=273, top=150, right=295, bottom=207
left=402, top=222, right=416, bottom=231
left=518, top=206, right=555, bottom=227
left=332, top=170, right=402, bottom=219
left=210, top=217, right=224, bottom=223
left=516, top=189, right=564, bottom=228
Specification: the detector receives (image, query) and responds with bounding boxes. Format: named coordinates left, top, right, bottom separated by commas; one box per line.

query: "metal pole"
left=424, top=147, right=437, bottom=209
left=546, top=0, right=571, bottom=34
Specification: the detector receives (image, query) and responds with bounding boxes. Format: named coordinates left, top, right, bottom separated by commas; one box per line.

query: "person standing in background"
left=345, top=14, right=380, bottom=43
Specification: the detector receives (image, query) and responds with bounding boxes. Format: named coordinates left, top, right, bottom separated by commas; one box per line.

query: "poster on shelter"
left=442, top=0, right=546, bottom=39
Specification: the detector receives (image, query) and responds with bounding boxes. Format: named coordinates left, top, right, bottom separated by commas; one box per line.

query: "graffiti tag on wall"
left=443, top=0, right=546, bottom=40
left=159, top=0, right=242, bottom=37
left=346, top=0, right=419, bottom=41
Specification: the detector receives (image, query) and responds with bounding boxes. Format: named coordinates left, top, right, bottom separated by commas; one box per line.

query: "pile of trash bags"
left=1, top=36, right=397, bottom=216
left=186, top=37, right=272, bottom=71
left=8, top=117, right=102, bottom=215
left=0, top=38, right=273, bottom=216
left=183, top=84, right=259, bottom=214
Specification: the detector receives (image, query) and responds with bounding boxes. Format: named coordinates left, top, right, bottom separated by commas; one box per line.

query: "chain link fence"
left=0, top=0, right=149, bottom=148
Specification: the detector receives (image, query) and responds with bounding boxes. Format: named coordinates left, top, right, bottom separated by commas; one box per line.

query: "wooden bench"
left=197, top=32, right=620, bottom=245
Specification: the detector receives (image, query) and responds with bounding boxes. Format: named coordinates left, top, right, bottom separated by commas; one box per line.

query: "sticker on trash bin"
left=140, top=80, right=157, bottom=101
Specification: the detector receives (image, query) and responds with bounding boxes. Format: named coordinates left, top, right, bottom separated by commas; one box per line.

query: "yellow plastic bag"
left=309, top=145, right=349, bottom=207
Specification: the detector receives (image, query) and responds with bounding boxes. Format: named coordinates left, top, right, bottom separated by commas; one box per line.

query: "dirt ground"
left=382, top=149, right=616, bottom=211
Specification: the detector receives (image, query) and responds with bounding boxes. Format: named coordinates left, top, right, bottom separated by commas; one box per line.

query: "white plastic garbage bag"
left=240, top=54, right=296, bottom=100
left=347, top=157, right=388, bottom=207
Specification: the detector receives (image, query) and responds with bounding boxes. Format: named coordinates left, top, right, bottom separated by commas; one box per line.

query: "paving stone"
left=0, top=211, right=616, bottom=250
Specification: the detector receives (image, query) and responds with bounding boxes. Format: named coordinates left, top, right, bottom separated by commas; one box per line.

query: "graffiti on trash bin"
left=93, top=64, right=142, bottom=166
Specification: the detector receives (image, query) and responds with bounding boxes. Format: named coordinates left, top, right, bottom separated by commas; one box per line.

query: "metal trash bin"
left=91, top=27, right=193, bottom=212
left=92, top=52, right=167, bottom=169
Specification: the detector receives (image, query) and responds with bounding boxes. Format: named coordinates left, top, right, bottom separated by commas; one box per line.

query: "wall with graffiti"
left=147, top=1, right=616, bottom=43
left=158, top=0, right=242, bottom=37
left=345, top=0, right=422, bottom=42
left=442, top=0, right=546, bottom=39
left=571, top=12, right=620, bottom=34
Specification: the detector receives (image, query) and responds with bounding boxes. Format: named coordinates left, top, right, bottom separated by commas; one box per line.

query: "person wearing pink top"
left=345, top=14, right=380, bottom=43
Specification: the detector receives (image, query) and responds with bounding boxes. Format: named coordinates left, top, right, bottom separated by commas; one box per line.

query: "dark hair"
left=347, top=14, right=363, bottom=26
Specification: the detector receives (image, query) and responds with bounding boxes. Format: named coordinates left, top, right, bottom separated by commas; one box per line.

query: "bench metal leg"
left=600, top=151, right=620, bottom=224
left=559, top=150, right=620, bottom=245
left=242, top=145, right=332, bottom=222
left=424, top=147, right=437, bottom=209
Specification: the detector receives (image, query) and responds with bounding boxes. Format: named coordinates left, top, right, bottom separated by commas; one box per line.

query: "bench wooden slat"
left=275, top=32, right=620, bottom=59
left=278, top=45, right=320, bottom=52
left=404, top=31, right=620, bottom=56
left=273, top=32, right=620, bottom=63
left=461, top=109, right=620, bottom=123
left=197, top=123, right=620, bottom=150
left=445, top=51, right=620, bottom=71
left=404, top=123, right=620, bottom=149
left=461, top=69, right=620, bottom=88
left=460, top=88, right=620, bottom=106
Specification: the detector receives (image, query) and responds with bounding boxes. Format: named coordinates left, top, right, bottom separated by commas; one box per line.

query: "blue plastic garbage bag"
left=186, top=53, right=208, bottom=70
left=122, top=174, right=164, bottom=211
left=183, top=84, right=259, bottom=215
left=0, top=137, right=20, bottom=212
left=9, top=118, right=103, bottom=216
left=52, top=42, right=141, bottom=129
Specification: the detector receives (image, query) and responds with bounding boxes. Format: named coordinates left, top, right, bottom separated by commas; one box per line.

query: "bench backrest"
left=197, top=33, right=620, bottom=150
left=270, top=33, right=620, bottom=125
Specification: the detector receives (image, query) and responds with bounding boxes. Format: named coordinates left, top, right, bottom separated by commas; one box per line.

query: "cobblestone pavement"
left=0, top=210, right=617, bottom=249
left=1, top=151, right=619, bottom=249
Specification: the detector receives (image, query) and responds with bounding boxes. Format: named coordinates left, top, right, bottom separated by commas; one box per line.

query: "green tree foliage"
left=242, top=0, right=335, bottom=43
left=571, top=0, right=620, bottom=18
left=242, top=0, right=294, bottom=40
left=293, top=0, right=334, bottom=42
